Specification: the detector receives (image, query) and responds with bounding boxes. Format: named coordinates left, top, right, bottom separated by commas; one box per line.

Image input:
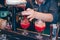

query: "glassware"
left=20, top=15, right=30, bottom=35
left=18, top=3, right=30, bottom=35
left=34, top=20, right=46, bottom=40
left=50, top=24, right=58, bottom=40
left=5, top=17, right=12, bottom=30
left=6, top=22, right=12, bottom=30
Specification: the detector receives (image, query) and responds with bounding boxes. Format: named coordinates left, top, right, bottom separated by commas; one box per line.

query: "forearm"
left=35, top=12, right=53, bottom=22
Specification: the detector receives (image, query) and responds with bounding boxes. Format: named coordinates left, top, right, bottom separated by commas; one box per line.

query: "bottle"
left=52, top=24, right=57, bottom=40
left=6, top=17, right=12, bottom=30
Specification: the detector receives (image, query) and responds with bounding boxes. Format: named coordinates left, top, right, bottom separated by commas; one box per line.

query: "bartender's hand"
left=22, top=8, right=46, bottom=27
left=22, top=8, right=39, bottom=21
left=22, top=8, right=53, bottom=22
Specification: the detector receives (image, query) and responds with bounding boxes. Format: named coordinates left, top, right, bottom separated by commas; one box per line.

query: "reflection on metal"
left=50, top=24, right=60, bottom=40
left=58, top=3, right=60, bottom=6
left=0, top=28, right=60, bottom=40
left=0, top=34, right=7, bottom=40
left=0, top=29, right=49, bottom=40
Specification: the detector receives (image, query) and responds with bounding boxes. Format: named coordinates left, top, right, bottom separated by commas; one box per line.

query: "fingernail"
left=27, top=8, right=30, bottom=10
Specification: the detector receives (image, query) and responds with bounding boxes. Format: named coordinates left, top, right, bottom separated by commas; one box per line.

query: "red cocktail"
left=20, top=16, right=30, bottom=29
left=35, top=20, right=46, bottom=40
left=35, top=25, right=45, bottom=33
left=20, top=15, right=30, bottom=35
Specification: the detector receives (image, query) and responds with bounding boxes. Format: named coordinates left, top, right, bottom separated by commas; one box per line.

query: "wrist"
left=35, top=11, right=42, bottom=20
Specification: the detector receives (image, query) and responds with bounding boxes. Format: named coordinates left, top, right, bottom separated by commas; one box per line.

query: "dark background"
left=0, top=0, right=60, bottom=37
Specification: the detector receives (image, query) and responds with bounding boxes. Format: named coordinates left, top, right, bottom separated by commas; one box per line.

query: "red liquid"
left=35, top=25, right=45, bottom=32
left=20, top=18, right=30, bottom=29
left=21, top=23, right=30, bottom=29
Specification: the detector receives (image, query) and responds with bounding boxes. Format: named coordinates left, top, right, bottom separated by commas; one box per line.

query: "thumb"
left=27, top=8, right=31, bottom=10
left=27, top=8, right=33, bottom=11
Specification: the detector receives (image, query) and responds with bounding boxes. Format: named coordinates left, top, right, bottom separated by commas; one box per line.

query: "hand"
left=22, top=8, right=37, bottom=21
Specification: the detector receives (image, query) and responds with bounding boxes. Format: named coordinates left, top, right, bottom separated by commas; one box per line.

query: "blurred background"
left=0, top=0, right=60, bottom=40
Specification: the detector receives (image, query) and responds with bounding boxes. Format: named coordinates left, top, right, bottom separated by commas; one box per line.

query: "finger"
left=27, top=15, right=32, bottom=19
left=21, top=11, right=26, bottom=15
left=27, top=8, right=34, bottom=11
left=27, top=8, right=32, bottom=11
left=21, top=11, right=30, bottom=15
left=29, top=17, right=34, bottom=21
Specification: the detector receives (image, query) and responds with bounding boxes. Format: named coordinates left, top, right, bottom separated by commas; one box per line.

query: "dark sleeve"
left=49, top=0, right=58, bottom=24
left=26, top=1, right=32, bottom=8
left=0, top=0, right=4, bottom=5
left=26, top=0, right=35, bottom=9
